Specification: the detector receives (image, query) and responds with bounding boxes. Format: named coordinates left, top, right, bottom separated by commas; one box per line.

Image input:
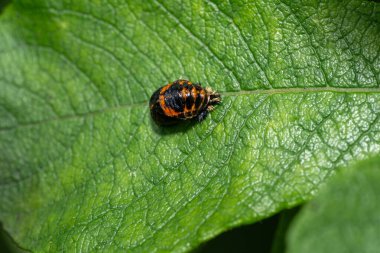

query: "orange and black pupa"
left=149, top=79, right=221, bottom=126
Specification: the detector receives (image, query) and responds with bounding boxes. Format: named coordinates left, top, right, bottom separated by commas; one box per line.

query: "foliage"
left=287, top=156, right=380, bottom=253
left=0, top=0, right=379, bottom=252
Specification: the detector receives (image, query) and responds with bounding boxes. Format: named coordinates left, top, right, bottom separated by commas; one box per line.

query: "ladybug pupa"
left=149, top=79, right=221, bottom=126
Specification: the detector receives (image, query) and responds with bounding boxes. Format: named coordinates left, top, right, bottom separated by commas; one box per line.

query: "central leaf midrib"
left=222, top=86, right=380, bottom=96
left=1, top=86, right=379, bottom=131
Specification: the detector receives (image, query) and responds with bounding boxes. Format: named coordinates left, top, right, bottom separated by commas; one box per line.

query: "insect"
left=149, top=79, right=221, bottom=126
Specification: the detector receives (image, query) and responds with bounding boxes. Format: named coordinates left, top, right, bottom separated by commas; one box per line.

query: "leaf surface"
left=287, top=156, right=380, bottom=253
left=0, top=0, right=379, bottom=252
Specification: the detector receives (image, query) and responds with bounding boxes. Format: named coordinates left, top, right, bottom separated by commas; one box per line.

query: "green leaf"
left=287, top=156, right=380, bottom=253
left=0, top=0, right=379, bottom=252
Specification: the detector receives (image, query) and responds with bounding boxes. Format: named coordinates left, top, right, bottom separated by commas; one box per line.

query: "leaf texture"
left=287, top=156, right=380, bottom=253
left=0, top=0, right=379, bottom=252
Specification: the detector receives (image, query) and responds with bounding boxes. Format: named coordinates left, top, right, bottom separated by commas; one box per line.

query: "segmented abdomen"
left=160, top=80, right=209, bottom=119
